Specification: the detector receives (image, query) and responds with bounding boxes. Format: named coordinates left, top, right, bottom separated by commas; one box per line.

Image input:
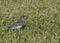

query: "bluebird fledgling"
left=4, top=16, right=27, bottom=30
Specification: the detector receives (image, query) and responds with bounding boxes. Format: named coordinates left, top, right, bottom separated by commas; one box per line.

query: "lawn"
left=0, top=0, right=60, bottom=43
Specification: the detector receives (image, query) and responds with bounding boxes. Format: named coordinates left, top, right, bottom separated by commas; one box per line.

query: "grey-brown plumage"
left=16, top=16, right=27, bottom=25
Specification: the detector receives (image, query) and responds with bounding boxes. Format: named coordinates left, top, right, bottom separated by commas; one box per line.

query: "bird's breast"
left=11, top=26, right=22, bottom=29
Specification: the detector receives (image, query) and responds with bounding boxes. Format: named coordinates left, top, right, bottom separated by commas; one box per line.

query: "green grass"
left=0, top=0, right=60, bottom=43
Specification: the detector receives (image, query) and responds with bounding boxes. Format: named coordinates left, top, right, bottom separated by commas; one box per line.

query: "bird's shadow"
left=21, top=25, right=26, bottom=29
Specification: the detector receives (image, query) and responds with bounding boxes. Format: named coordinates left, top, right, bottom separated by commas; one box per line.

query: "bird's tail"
left=4, top=26, right=11, bottom=30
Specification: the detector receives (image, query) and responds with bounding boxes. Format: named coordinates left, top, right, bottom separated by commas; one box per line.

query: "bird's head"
left=20, top=16, right=27, bottom=20
left=17, top=15, right=27, bottom=23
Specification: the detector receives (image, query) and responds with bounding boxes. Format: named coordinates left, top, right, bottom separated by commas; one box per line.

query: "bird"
left=4, top=15, right=27, bottom=30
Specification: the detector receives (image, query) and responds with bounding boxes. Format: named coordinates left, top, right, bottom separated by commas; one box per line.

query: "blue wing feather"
left=4, top=23, right=17, bottom=30
left=11, top=23, right=17, bottom=27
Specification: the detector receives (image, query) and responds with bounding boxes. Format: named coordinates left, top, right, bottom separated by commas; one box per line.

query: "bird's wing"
left=4, top=23, right=17, bottom=30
